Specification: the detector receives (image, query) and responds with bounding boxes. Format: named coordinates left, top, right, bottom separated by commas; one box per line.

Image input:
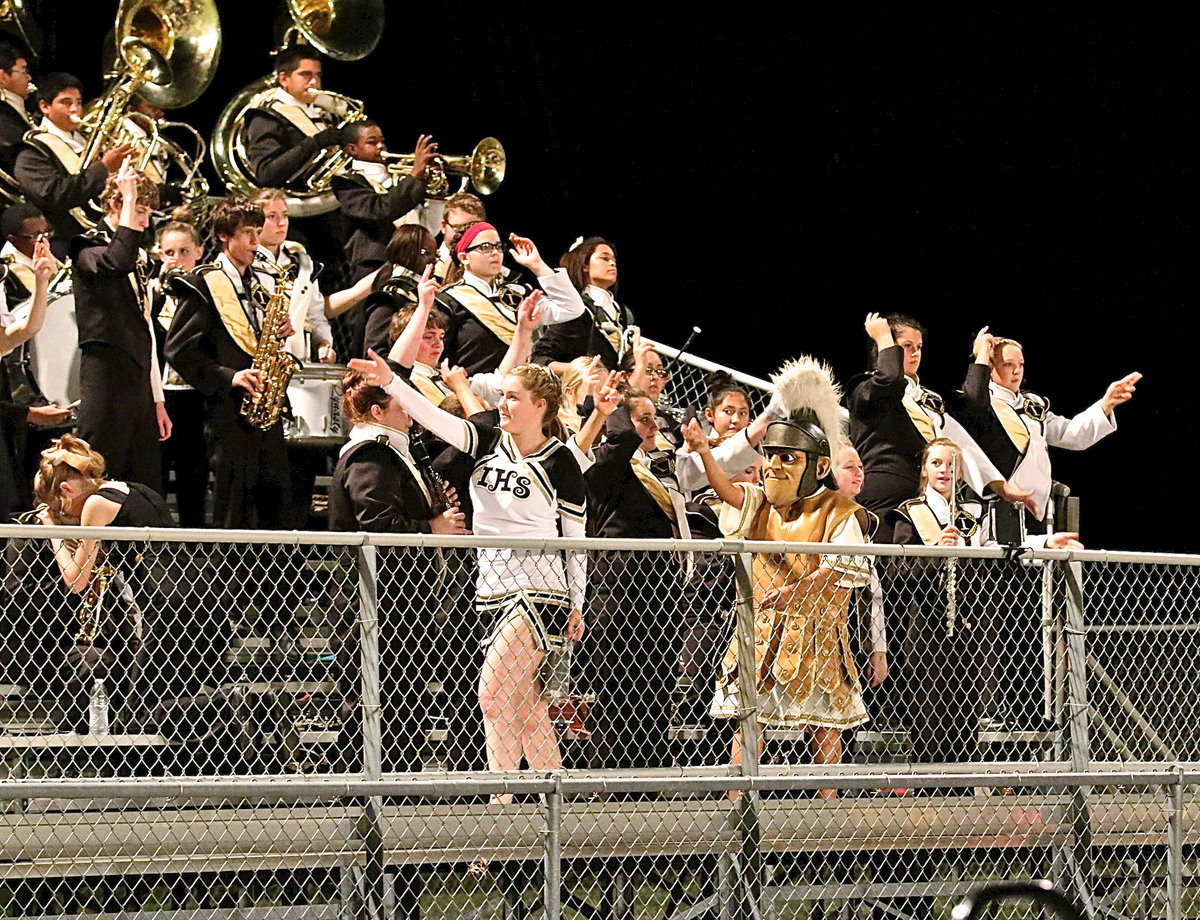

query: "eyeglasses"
left=445, top=219, right=475, bottom=232
left=466, top=241, right=505, bottom=254
left=419, top=248, right=436, bottom=258
left=645, top=368, right=672, bottom=379
left=11, top=231, right=51, bottom=241
left=10, top=67, right=30, bottom=75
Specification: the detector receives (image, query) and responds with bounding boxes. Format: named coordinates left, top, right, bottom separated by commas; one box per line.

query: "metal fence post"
left=1167, top=767, right=1184, bottom=920
left=356, top=543, right=387, bottom=920
left=1058, top=558, right=1095, bottom=918
left=726, top=551, right=762, bottom=920
left=544, top=772, right=563, bottom=920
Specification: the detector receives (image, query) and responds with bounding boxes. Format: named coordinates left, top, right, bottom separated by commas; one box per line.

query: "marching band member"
left=362, top=224, right=441, bottom=358
left=698, top=358, right=872, bottom=798
left=70, top=160, right=169, bottom=493
left=164, top=195, right=295, bottom=529
left=13, top=72, right=133, bottom=259
left=153, top=220, right=208, bottom=527
left=848, top=312, right=1031, bottom=542
left=348, top=348, right=586, bottom=803
left=890, top=438, right=1083, bottom=764
left=533, top=236, right=635, bottom=373
left=959, top=327, right=1139, bottom=528
left=32, top=434, right=175, bottom=732
left=0, top=41, right=34, bottom=148
left=252, top=188, right=336, bottom=363
left=0, top=234, right=54, bottom=518
left=332, top=122, right=437, bottom=282
left=440, top=221, right=586, bottom=375
left=242, top=45, right=344, bottom=191
left=581, top=387, right=694, bottom=771
left=434, top=192, right=486, bottom=282
left=329, top=373, right=468, bottom=766
left=388, top=265, right=540, bottom=412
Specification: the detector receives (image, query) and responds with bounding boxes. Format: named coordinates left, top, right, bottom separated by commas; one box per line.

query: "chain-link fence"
left=644, top=338, right=772, bottom=417
left=1, top=527, right=1197, bottom=919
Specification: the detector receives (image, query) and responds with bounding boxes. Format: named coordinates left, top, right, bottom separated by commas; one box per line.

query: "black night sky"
left=20, top=4, right=1197, bottom=552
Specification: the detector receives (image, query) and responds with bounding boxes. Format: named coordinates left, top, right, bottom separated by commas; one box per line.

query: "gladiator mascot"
left=710, top=357, right=873, bottom=789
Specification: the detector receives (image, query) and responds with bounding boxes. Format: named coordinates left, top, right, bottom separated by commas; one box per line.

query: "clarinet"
left=946, top=453, right=958, bottom=637
left=410, top=430, right=450, bottom=516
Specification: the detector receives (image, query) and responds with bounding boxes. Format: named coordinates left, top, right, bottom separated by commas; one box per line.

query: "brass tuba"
left=58, top=0, right=221, bottom=226
left=380, top=137, right=506, bottom=199
left=210, top=0, right=383, bottom=217
left=0, top=0, right=41, bottom=57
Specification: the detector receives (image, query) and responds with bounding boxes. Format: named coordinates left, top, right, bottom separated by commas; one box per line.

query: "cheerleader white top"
left=381, top=374, right=587, bottom=610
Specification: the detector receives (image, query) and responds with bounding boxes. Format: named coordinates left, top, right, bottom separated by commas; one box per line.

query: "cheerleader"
left=349, top=349, right=586, bottom=799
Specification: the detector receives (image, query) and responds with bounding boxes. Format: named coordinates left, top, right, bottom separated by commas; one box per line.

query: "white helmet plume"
left=769, top=356, right=845, bottom=458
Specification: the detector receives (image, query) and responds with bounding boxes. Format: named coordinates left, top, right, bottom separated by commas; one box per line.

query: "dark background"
left=17, top=4, right=1196, bottom=552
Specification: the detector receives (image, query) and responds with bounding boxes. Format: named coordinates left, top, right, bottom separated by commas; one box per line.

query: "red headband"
left=454, top=221, right=498, bottom=256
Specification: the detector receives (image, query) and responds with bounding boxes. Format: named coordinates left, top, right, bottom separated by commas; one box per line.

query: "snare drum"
left=285, top=363, right=348, bottom=445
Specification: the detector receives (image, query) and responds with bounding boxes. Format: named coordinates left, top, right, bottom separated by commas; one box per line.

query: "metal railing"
left=1, top=527, right=1197, bottom=920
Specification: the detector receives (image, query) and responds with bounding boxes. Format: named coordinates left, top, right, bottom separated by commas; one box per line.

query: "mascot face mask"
left=762, top=447, right=831, bottom=507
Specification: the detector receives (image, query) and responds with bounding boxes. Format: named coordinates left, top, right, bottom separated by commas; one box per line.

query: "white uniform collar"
left=269, top=86, right=324, bottom=118
left=990, top=380, right=1020, bottom=405
left=924, top=486, right=950, bottom=522
left=0, top=240, right=34, bottom=269
left=586, top=284, right=615, bottom=309
left=463, top=269, right=501, bottom=297
left=341, top=421, right=412, bottom=459
left=39, top=116, right=85, bottom=151
left=352, top=159, right=390, bottom=183
left=216, top=252, right=263, bottom=293
left=1, top=89, right=29, bottom=123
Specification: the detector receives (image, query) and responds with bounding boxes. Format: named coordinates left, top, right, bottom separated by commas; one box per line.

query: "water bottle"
left=88, top=678, right=110, bottom=736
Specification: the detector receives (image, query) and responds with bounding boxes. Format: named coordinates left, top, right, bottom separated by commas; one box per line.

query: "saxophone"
left=241, top=252, right=302, bottom=430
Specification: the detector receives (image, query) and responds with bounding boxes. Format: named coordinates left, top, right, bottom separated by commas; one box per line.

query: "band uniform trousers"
left=581, top=549, right=683, bottom=771
left=76, top=344, right=163, bottom=495
left=161, top=389, right=209, bottom=527
left=205, top=397, right=292, bottom=530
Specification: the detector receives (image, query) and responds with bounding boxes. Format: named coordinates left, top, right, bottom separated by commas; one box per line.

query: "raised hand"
left=507, top=233, right=550, bottom=275
left=517, top=290, right=544, bottom=331
left=32, top=238, right=55, bottom=285
left=439, top=361, right=470, bottom=393
left=864, top=312, right=893, bottom=346
left=972, top=325, right=996, bottom=362
left=116, top=156, right=140, bottom=201
left=1101, top=371, right=1141, bottom=414
left=347, top=348, right=395, bottom=387
left=681, top=417, right=710, bottom=453
left=417, top=262, right=440, bottom=308
left=592, top=370, right=623, bottom=416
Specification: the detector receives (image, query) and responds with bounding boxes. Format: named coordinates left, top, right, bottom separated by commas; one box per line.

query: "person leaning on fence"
left=348, top=348, right=587, bottom=803
left=687, top=357, right=872, bottom=799
left=890, top=437, right=1084, bottom=768
left=328, top=371, right=468, bottom=772
left=31, top=435, right=178, bottom=734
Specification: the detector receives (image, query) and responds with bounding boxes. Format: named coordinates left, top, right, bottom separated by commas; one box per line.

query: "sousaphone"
left=210, top=0, right=383, bottom=217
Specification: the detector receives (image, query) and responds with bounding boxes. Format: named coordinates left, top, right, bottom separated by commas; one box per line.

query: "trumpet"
left=380, top=137, right=506, bottom=199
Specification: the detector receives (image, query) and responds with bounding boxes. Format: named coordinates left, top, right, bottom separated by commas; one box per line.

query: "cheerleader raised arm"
left=349, top=349, right=587, bottom=795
